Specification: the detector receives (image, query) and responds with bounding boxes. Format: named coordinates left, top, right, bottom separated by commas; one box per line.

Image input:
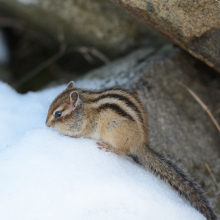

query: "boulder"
left=0, top=0, right=167, bottom=58
left=78, top=44, right=220, bottom=213
left=110, top=0, right=220, bottom=73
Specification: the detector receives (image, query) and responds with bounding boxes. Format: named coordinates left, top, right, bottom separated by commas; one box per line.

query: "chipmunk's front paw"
left=97, top=141, right=112, bottom=152
left=66, top=134, right=80, bottom=138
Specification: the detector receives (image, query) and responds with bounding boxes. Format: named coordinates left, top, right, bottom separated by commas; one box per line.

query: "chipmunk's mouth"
left=46, top=120, right=54, bottom=128
left=46, top=116, right=55, bottom=128
left=46, top=120, right=50, bottom=127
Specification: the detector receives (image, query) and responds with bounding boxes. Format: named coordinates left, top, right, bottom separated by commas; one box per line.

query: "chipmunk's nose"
left=46, top=120, right=51, bottom=127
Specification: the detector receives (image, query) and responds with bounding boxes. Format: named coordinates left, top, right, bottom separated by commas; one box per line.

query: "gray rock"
left=0, top=0, right=167, bottom=58
left=77, top=44, right=220, bottom=213
left=110, top=0, right=220, bottom=73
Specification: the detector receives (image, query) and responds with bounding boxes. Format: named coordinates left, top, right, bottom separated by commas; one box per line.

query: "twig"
left=178, top=82, right=220, bottom=133
left=12, top=44, right=66, bottom=89
left=75, top=46, right=110, bottom=64
left=205, top=162, right=220, bottom=192
left=57, top=25, right=65, bottom=44
left=76, top=47, right=96, bottom=64
left=90, top=47, right=110, bottom=64
left=11, top=44, right=109, bottom=89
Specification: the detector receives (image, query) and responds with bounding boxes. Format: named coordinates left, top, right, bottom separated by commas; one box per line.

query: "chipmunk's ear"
left=66, top=81, right=75, bottom=90
left=70, top=91, right=80, bottom=107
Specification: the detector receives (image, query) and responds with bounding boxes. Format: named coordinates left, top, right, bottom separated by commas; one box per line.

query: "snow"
left=0, top=81, right=205, bottom=220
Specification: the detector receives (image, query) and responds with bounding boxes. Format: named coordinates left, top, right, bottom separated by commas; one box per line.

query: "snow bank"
left=0, top=81, right=205, bottom=220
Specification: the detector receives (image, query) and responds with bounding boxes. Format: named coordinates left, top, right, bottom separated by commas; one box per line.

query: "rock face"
left=0, top=0, right=167, bottom=58
left=78, top=44, right=220, bottom=213
left=110, top=0, right=220, bottom=72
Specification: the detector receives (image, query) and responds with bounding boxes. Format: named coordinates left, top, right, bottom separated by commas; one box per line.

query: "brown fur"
left=46, top=82, right=217, bottom=220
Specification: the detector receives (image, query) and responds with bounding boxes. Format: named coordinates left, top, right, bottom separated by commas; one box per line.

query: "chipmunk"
left=46, top=81, right=217, bottom=220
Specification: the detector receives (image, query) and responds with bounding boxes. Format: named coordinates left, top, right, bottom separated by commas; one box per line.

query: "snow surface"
left=0, top=81, right=205, bottom=220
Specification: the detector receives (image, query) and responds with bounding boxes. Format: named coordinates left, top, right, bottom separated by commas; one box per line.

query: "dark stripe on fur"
left=87, top=93, right=143, bottom=123
left=81, top=87, right=129, bottom=95
left=97, top=103, right=135, bottom=122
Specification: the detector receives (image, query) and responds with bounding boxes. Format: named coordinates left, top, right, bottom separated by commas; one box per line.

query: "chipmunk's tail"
left=134, top=144, right=217, bottom=220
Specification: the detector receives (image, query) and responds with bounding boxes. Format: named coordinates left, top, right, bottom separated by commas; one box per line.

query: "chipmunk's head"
left=46, top=81, right=85, bottom=136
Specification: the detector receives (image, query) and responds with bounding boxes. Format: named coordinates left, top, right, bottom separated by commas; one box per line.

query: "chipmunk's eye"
left=55, top=111, right=62, bottom=118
